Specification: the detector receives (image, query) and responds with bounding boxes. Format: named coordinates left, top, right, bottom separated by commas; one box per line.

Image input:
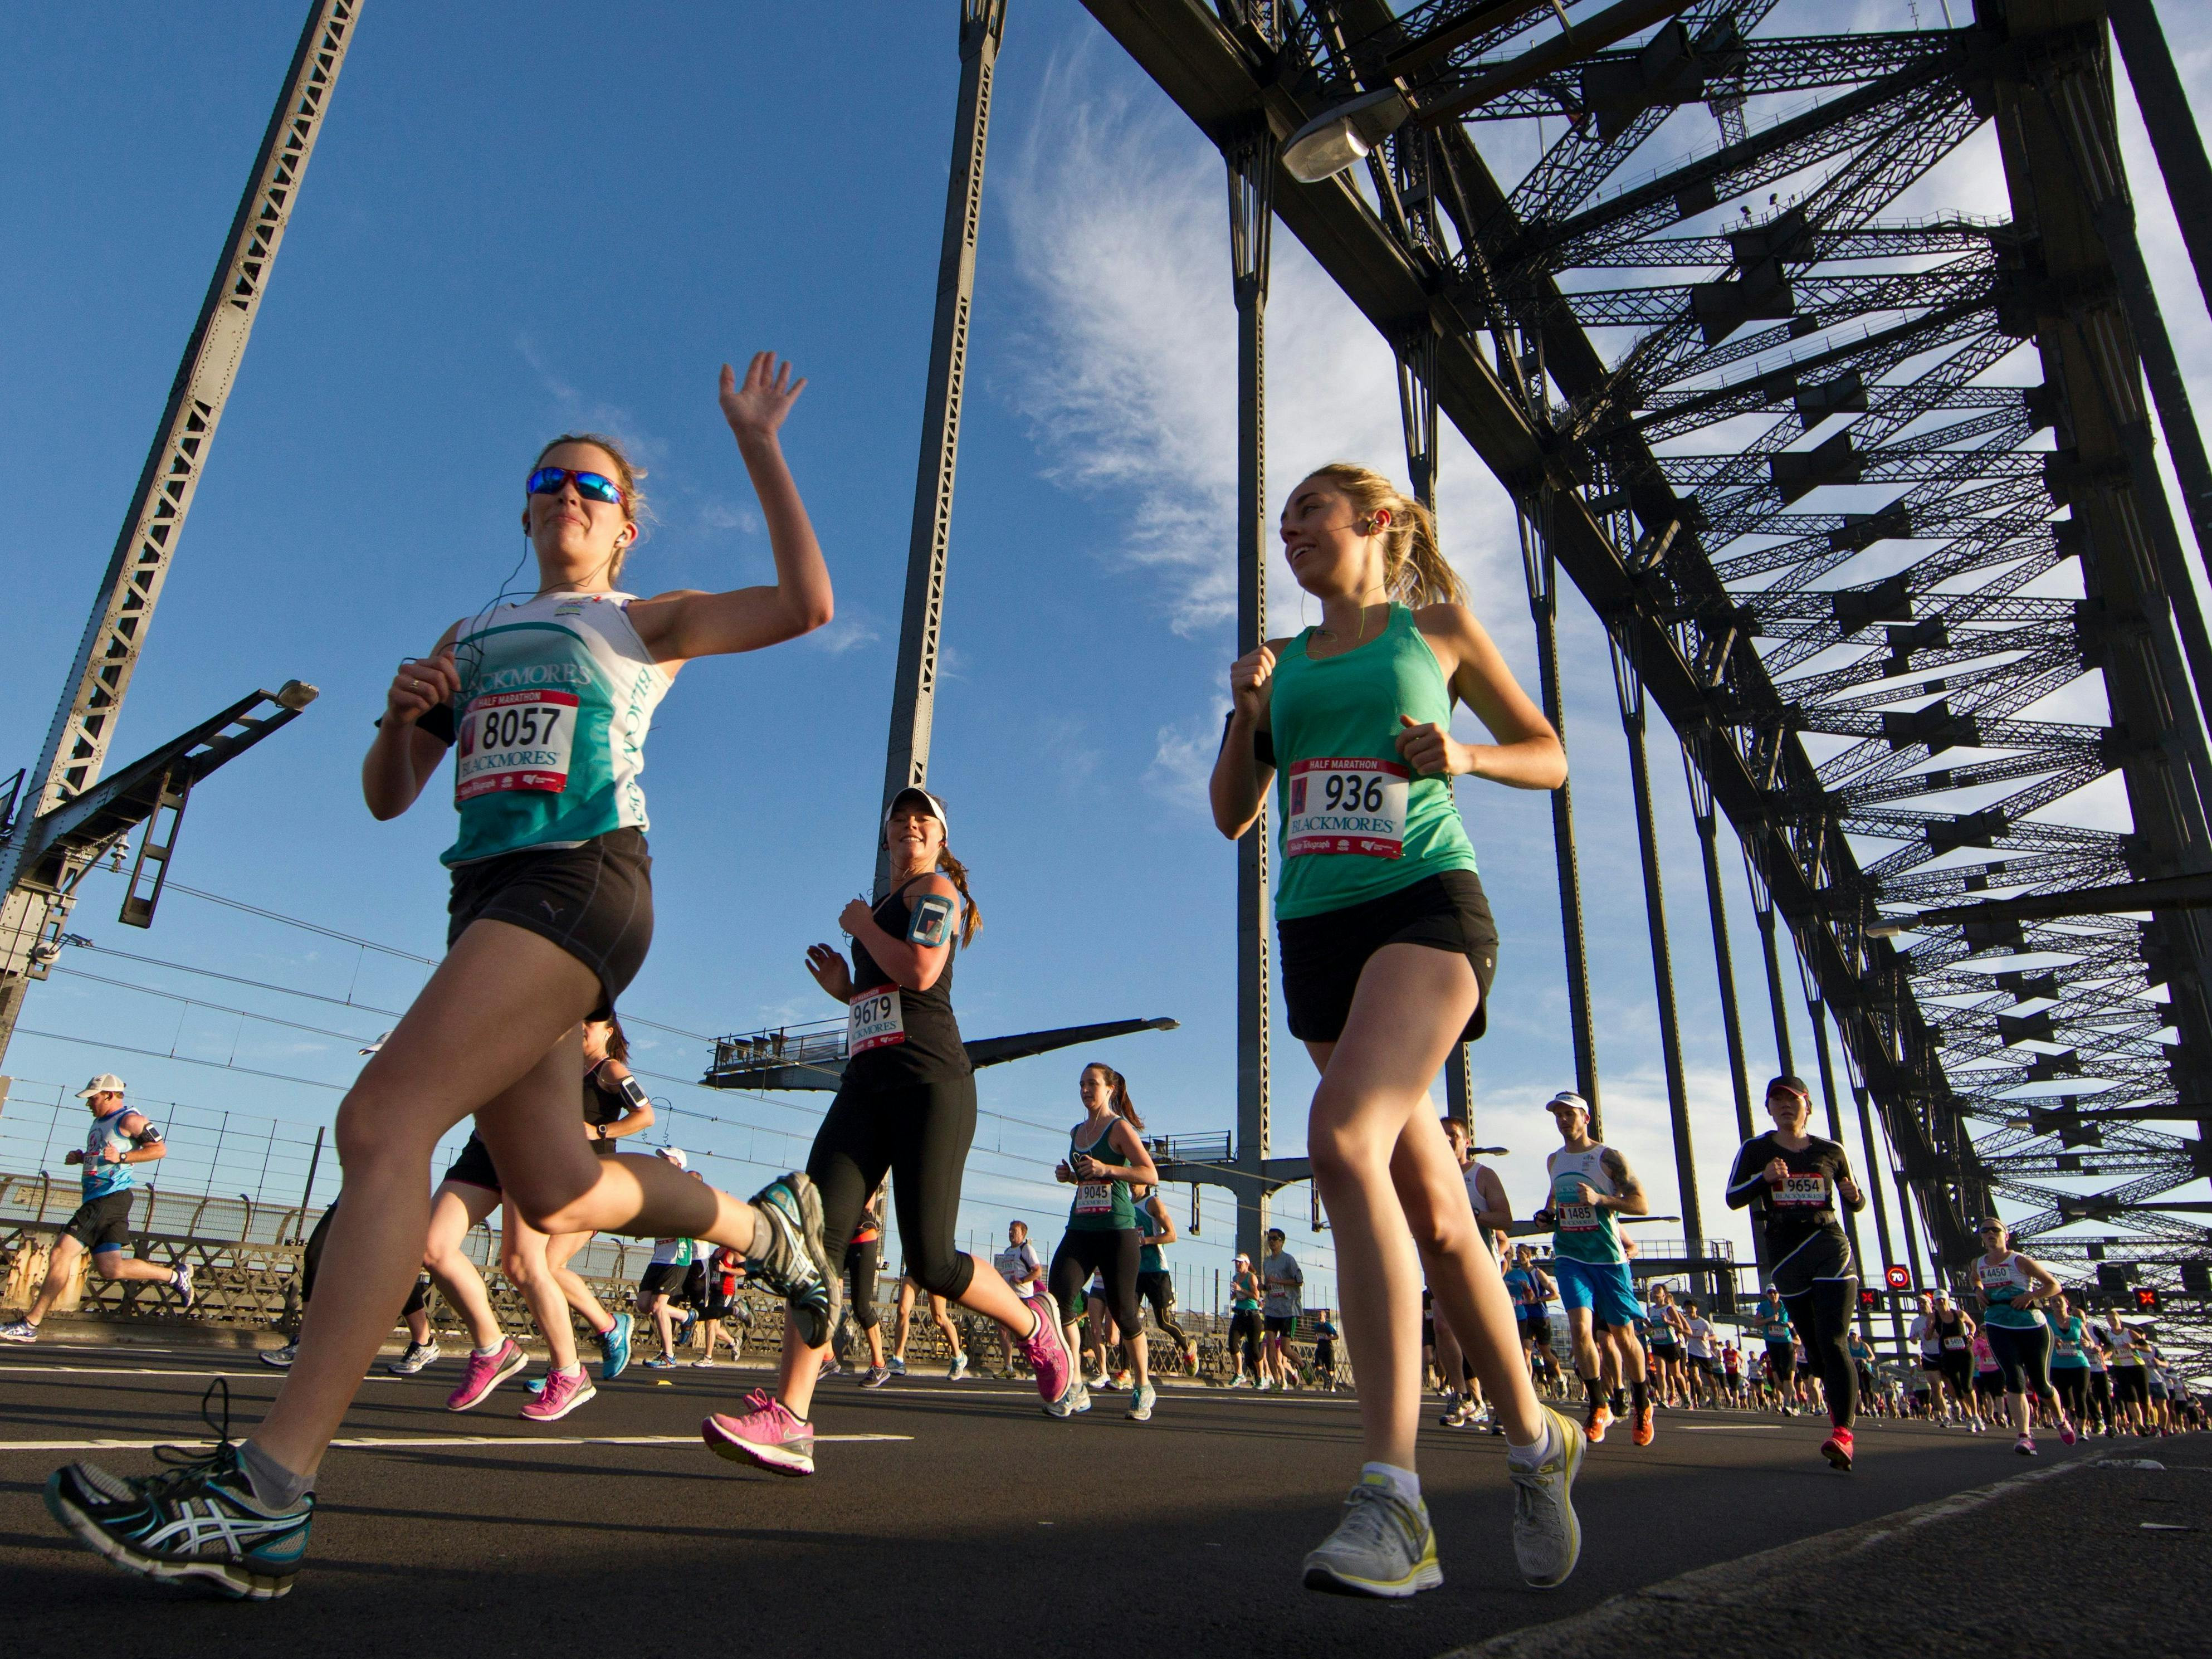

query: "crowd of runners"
left=4, top=367, right=2200, bottom=1607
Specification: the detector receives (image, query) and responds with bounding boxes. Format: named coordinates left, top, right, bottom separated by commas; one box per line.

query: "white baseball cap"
left=883, top=786, right=951, bottom=842
left=655, top=1145, right=689, bottom=1170
left=1545, top=1090, right=1590, bottom=1116
left=75, top=1073, right=127, bottom=1099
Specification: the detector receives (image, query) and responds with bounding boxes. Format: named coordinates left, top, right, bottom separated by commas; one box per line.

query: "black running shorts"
left=447, top=828, right=652, bottom=1019
left=61, top=1192, right=135, bottom=1254
left=1264, top=1315, right=1299, bottom=1339
left=637, top=1262, right=686, bottom=1302
left=441, top=1133, right=501, bottom=1194
left=1277, top=871, right=1499, bottom=1044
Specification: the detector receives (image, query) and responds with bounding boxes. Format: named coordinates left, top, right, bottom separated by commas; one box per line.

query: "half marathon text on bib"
left=1285, top=758, right=1408, bottom=858
left=455, top=690, right=578, bottom=803
left=847, top=986, right=906, bottom=1054
left=1772, top=1173, right=1831, bottom=1207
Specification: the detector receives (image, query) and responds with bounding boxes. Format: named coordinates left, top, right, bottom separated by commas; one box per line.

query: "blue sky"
left=6, top=2, right=2209, bottom=1314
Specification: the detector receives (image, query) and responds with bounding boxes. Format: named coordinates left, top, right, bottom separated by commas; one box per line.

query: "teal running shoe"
left=599, top=1311, right=633, bottom=1380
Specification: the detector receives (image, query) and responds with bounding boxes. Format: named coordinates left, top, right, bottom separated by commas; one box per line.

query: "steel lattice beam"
left=1083, top=0, right=2212, bottom=1365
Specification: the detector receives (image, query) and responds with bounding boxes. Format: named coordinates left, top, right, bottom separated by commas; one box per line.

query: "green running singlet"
left=1267, top=603, right=1479, bottom=920
left=1066, top=1121, right=1136, bottom=1232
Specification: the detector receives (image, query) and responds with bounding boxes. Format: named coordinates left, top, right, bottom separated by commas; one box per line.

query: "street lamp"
left=1281, top=87, right=1412, bottom=183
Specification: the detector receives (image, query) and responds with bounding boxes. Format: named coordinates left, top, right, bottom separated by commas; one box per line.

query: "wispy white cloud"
left=513, top=334, right=667, bottom=467
left=805, top=609, right=882, bottom=657
left=1145, top=704, right=1228, bottom=813
left=997, top=43, right=1520, bottom=641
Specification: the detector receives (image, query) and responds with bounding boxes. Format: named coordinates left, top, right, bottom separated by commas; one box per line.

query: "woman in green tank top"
left=1046, top=1063, right=1161, bottom=1421
left=1209, top=463, right=1579, bottom=1598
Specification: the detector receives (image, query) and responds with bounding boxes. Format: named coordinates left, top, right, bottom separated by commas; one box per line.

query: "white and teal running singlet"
left=442, top=591, right=670, bottom=867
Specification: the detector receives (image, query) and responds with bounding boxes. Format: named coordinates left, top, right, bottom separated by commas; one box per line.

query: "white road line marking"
left=0, top=1433, right=911, bottom=1452
left=1680, top=1423, right=1783, bottom=1431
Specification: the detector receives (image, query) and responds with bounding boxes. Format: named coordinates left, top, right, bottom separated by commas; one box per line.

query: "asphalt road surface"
left=0, top=1346, right=2106, bottom=1659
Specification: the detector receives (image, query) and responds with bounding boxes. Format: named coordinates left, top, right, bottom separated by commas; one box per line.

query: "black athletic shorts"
left=637, top=1262, right=686, bottom=1302
left=62, top=1192, right=135, bottom=1254
left=442, top=1132, right=501, bottom=1194
left=447, top=828, right=652, bottom=1019
left=1277, top=871, right=1500, bottom=1043
left=1264, top=1315, right=1298, bottom=1339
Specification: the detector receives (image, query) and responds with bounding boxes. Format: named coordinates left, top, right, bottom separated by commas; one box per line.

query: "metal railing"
left=708, top=1019, right=848, bottom=1079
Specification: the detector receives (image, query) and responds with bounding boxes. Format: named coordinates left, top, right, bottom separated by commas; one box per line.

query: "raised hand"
left=1229, top=644, right=1276, bottom=721
left=386, top=648, right=458, bottom=726
left=1395, top=714, right=1465, bottom=778
left=720, top=352, right=806, bottom=447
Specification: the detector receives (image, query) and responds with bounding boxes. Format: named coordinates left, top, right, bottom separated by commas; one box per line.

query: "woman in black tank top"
left=702, top=788, right=1085, bottom=1477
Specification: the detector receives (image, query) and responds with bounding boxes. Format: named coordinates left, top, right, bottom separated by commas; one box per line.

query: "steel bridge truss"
left=1088, top=0, right=2212, bottom=1355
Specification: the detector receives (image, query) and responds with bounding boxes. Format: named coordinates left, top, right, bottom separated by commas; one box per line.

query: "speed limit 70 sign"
left=1884, top=1265, right=1912, bottom=1291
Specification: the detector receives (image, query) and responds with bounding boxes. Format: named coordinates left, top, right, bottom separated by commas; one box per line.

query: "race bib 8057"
left=455, top=690, right=578, bottom=803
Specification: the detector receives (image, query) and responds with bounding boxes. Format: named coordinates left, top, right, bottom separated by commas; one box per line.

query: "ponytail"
left=1082, top=1062, right=1145, bottom=1132
left=936, top=843, right=983, bottom=947
left=1302, top=462, right=1466, bottom=609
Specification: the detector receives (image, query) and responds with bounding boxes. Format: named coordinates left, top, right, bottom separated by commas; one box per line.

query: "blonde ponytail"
left=1303, top=462, right=1466, bottom=609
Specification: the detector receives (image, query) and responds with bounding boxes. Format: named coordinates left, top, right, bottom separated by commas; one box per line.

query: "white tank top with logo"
left=443, top=590, right=671, bottom=866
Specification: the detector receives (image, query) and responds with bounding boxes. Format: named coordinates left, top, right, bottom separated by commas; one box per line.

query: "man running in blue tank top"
left=2, top=1074, right=192, bottom=1343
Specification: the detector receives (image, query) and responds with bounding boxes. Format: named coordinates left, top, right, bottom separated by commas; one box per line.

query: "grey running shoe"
left=744, top=1173, right=833, bottom=1347
left=860, top=1365, right=892, bottom=1389
left=260, top=1344, right=297, bottom=1369
left=1, top=1320, right=40, bottom=1344
left=1508, top=1405, right=1586, bottom=1589
left=1301, top=1475, right=1442, bottom=1598
left=948, top=1351, right=970, bottom=1381
left=172, top=1262, right=194, bottom=1310
left=1127, top=1381, right=1157, bottom=1422
left=385, top=1341, right=441, bottom=1376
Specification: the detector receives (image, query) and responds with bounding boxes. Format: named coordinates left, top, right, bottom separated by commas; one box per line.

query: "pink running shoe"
left=520, top=1367, right=597, bottom=1423
left=2058, top=1417, right=2077, bottom=1447
left=446, top=1338, right=527, bottom=1412
left=1019, top=1290, right=1081, bottom=1417
left=702, top=1389, right=816, bottom=1476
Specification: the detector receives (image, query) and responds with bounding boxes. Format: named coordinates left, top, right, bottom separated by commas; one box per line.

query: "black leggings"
left=302, top=1196, right=428, bottom=1316
left=807, top=1075, right=979, bottom=1304
left=2089, top=1369, right=2115, bottom=1427
left=1049, top=1228, right=1141, bottom=1336
left=1229, top=1309, right=1262, bottom=1372
left=1778, top=1281, right=1858, bottom=1428
left=2053, top=1367, right=2088, bottom=1420
left=1985, top=1323, right=2053, bottom=1399
left=1136, top=1270, right=1189, bottom=1351
left=841, top=1237, right=881, bottom=1331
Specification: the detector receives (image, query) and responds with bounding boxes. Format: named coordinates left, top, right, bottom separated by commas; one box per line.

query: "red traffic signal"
left=1859, top=1290, right=1879, bottom=1309
left=2135, top=1286, right=2162, bottom=1312
left=1884, top=1265, right=1912, bottom=1291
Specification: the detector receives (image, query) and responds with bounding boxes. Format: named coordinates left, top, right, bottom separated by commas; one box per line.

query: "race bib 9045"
left=1286, top=758, right=1408, bottom=858
left=1076, top=1181, right=1113, bottom=1214
left=847, top=986, right=906, bottom=1053
left=455, top=690, right=578, bottom=803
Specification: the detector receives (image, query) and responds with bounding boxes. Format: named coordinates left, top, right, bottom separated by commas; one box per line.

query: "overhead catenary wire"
left=50, top=889, right=1328, bottom=1280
